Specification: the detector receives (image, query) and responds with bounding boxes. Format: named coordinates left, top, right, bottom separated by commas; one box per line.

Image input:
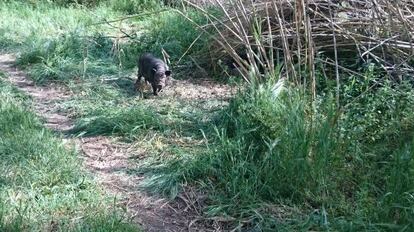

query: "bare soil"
left=0, top=53, right=228, bottom=232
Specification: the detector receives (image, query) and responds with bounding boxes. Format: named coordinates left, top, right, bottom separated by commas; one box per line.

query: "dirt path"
left=0, top=54, right=215, bottom=232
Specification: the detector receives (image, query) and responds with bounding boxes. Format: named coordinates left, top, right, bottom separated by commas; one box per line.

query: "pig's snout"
left=156, top=77, right=166, bottom=87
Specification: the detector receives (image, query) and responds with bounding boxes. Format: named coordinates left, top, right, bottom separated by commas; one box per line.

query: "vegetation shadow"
left=105, top=76, right=138, bottom=97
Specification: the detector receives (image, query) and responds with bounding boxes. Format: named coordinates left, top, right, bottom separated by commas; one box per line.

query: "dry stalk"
left=181, top=0, right=414, bottom=86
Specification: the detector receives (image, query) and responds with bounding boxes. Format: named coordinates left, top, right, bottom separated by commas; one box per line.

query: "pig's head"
left=153, top=68, right=172, bottom=93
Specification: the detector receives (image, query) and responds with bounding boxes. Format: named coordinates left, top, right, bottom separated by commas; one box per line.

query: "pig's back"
left=139, top=53, right=165, bottom=71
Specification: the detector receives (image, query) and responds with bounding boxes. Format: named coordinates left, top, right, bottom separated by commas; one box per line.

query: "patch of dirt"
left=163, top=78, right=235, bottom=100
left=132, top=76, right=236, bottom=102
left=0, top=53, right=220, bottom=232
left=0, top=54, right=73, bottom=132
left=79, top=136, right=211, bottom=232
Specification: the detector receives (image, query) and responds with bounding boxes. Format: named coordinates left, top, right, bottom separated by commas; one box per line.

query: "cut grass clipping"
left=71, top=105, right=164, bottom=137
left=0, top=80, right=138, bottom=231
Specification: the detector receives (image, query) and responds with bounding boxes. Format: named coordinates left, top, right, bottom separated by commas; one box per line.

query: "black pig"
left=135, top=53, right=172, bottom=96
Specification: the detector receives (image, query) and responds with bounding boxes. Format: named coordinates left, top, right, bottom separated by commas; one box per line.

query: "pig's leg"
left=135, top=69, right=142, bottom=90
left=152, top=83, right=158, bottom=96
left=135, top=70, right=144, bottom=98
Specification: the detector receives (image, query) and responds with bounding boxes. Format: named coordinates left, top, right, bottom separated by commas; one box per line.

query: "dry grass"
left=180, top=0, right=414, bottom=91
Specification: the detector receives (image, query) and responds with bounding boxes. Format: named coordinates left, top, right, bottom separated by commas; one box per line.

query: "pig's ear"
left=165, top=70, right=172, bottom=76
left=152, top=68, right=157, bottom=74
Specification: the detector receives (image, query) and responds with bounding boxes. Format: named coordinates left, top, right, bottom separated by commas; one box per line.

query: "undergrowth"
left=0, top=1, right=211, bottom=85
left=71, top=104, right=164, bottom=137
left=0, top=79, right=138, bottom=231
left=140, top=74, right=414, bottom=230
left=2, top=1, right=414, bottom=231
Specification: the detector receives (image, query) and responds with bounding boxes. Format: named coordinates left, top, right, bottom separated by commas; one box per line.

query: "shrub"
left=17, top=33, right=118, bottom=83
left=118, top=10, right=211, bottom=74
left=108, top=0, right=163, bottom=14
left=340, top=67, right=414, bottom=148
left=142, top=74, right=414, bottom=230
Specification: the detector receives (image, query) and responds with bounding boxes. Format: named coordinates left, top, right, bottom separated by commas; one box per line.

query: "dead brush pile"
left=182, top=0, right=414, bottom=84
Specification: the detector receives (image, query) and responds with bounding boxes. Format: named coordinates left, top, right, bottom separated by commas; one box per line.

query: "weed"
left=140, top=75, right=414, bottom=230
left=0, top=1, right=212, bottom=84
left=71, top=104, right=164, bottom=137
left=0, top=1, right=119, bottom=83
left=0, top=80, right=139, bottom=231
left=3, top=1, right=414, bottom=231
left=118, top=9, right=211, bottom=75
left=108, top=0, right=162, bottom=14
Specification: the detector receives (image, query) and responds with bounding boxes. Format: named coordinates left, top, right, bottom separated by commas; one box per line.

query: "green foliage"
left=52, top=0, right=103, bottom=6
left=340, top=66, right=414, bottom=147
left=198, top=82, right=345, bottom=229
left=3, top=0, right=103, bottom=7
left=118, top=10, right=210, bottom=72
left=0, top=1, right=119, bottom=83
left=378, top=144, right=414, bottom=228
left=0, top=80, right=138, bottom=231
left=0, top=1, right=211, bottom=84
left=140, top=11, right=206, bottom=57
left=17, top=33, right=118, bottom=83
left=108, top=0, right=163, bottom=14
left=140, top=74, right=414, bottom=230
left=71, top=104, right=164, bottom=137
left=3, top=1, right=414, bottom=230
left=0, top=1, right=111, bottom=47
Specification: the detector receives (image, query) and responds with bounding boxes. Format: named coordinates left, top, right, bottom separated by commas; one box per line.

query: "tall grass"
left=3, top=1, right=414, bottom=231
left=108, top=0, right=163, bottom=14
left=213, top=82, right=340, bottom=202
left=0, top=1, right=122, bottom=83
left=116, top=9, right=212, bottom=76
left=0, top=80, right=138, bottom=231
left=0, top=2, right=112, bottom=50
left=139, top=74, right=414, bottom=230
left=0, top=1, right=212, bottom=84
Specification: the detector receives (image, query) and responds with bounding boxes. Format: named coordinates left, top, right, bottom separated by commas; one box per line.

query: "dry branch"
left=189, top=0, right=414, bottom=83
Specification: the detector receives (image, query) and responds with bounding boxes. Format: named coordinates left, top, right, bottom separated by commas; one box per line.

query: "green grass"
left=2, top=1, right=414, bottom=231
left=67, top=94, right=217, bottom=139
left=138, top=77, right=414, bottom=230
left=0, top=79, right=139, bottom=231
left=0, top=1, right=122, bottom=84
left=71, top=104, right=164, bottom=137
left=0, top=1, right=211, bottom=85
left=0, top=2, right=113, bottom=50
left=108, top=0, right=163, bottom=14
